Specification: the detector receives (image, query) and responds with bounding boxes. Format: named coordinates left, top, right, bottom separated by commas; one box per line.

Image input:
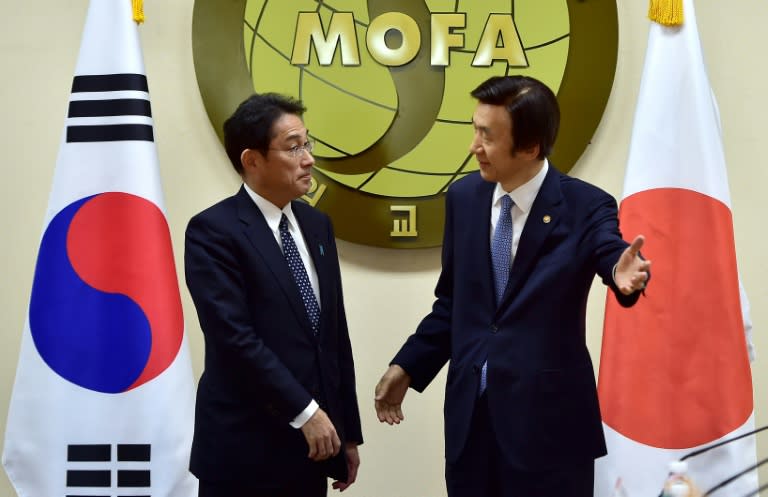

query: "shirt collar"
left=243, top=183, right=298, bottom=233
left=492, top=159, right=549, bottom=214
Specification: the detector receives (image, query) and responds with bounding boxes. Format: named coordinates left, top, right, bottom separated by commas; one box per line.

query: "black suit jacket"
left=185, top=186, right=362, bottom=485
left=393, top=168, right=640, bottom=470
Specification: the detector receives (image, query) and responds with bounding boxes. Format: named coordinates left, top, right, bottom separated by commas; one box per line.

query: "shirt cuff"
left=289, top=400, right=319, bottom=429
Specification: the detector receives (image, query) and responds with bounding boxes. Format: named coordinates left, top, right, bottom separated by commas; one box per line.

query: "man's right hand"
left=300, top=408, right=341, bottom=461
left=374, top=364, right=411, bottom=425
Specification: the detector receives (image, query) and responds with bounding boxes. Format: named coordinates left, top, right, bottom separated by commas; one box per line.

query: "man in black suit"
left=374, top=76, right=651, bottom=497
left=185, top=93, right=362, bottom=497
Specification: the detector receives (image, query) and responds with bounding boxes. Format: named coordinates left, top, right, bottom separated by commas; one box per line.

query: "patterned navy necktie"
left=481, top=194, right=514, bottom=394
left=279, top=214, right=320, bottom=334
left=491, top=195, right=514, bottom=304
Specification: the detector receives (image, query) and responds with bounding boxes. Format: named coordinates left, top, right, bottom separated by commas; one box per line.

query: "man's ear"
left=240, top=148, right=263, bottom=172
left=514, top=143, right=540, bottom=160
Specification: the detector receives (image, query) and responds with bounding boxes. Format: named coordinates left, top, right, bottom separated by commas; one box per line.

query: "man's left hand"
left=615, top=235, right=651, bottom=295
left=331, top=443, right=360, bottom=492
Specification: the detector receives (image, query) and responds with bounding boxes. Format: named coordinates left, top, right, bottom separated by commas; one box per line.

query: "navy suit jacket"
left=185, top=187, right=362, bottom=484
left=393, top=168, right=639, bottom=470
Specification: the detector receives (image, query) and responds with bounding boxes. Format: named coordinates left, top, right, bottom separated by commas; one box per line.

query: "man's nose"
left=301, top=152, right=315, bottom=167
left=469, top=137, right=481, bottom=154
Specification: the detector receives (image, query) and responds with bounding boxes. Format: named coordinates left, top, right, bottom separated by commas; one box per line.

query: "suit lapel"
left=500, top=167, right=564, bottom=307
left=235, top=188, right=316, bottom=338
left=468, top=179, right=496, bottom=307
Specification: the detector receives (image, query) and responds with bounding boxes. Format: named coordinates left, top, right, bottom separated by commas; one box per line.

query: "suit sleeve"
left=323, top=220, right=363, bottom=445
left=391, top=188, right=455, bottom=391
left=587, top=193, right=642, bottom=308
left=185, top=214, right=312, bottom=423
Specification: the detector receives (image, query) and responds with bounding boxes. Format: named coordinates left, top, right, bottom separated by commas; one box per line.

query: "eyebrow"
left=472, top=121, right=490, bottom=134
left=283, top=131, right=309, bottom=143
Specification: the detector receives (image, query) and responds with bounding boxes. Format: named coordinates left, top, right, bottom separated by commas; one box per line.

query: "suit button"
left=491, top=324, right=498, bottom=333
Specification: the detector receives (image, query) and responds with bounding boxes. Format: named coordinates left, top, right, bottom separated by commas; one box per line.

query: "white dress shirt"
left=490, top=160, right=549, bottom=259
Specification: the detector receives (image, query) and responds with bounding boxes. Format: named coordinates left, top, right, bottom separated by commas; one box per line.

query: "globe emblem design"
left=243, top=0, right=570, bottom=199
left=192, top=0, right=617, bottom=246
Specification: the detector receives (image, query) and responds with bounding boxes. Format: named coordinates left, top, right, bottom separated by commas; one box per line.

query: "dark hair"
left=223, top=93, right=307, bottom=174
left=470, top=76, right=559, bottom=159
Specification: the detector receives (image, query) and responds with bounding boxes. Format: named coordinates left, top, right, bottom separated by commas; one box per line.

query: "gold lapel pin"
left=543, top=215, right=551, bottom=224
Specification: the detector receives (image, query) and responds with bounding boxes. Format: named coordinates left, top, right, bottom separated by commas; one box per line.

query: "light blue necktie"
left=279, top=214, right=320, bottom=334
left=481, top=195, right=514, bottom=394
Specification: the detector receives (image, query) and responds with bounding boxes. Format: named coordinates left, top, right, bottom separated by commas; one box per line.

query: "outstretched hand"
left=614, top=235, right=651, bottom=295
left=374, top=365, right=411, bottom=425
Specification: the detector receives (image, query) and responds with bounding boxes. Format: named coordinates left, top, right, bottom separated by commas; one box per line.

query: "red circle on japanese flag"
left=599, top=188, right=752, bottom=449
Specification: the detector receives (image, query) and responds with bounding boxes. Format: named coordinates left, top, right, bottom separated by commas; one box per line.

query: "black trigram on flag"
left=66, top=443, right=151, bottom=497
left=66, top=73, right=154, bottom=143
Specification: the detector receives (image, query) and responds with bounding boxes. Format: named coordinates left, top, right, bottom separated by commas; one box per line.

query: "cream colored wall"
left=1, top=1, right=766, bottom=496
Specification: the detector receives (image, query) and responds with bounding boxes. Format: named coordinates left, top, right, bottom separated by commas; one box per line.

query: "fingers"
left=375, top=399, right=404, bottom=425
left=619, top=267, right=651, bottom=295
left=320, top=430, right=341, bottom=460
left=374, top=379, right=403, bottom=424
left=315, top=430, right=340, bottom=459
left=332, top=478, right=353, bottom=492
left=630, top=256, right=651, bottom=291
left=630, top=271, right=649, bottom=289
left=308, top=430, right=341, bottom=461
left=628, top=234, right=645, bottom=256
left=332, top=444, right=359, bottom=492
left=616, top=234, right=651, bottom=295
left=374, top=365, right=411, bottom=425
left=301, top=409, right=340, bottom=461
left=374, top=379, right=402, bottom=424
left=332, top=481, right=349, bottom=491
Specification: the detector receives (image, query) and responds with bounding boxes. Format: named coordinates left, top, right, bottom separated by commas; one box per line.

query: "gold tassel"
left=132, top=0, right=145, bottom=24
left=648, top=0, right=683, bottom=26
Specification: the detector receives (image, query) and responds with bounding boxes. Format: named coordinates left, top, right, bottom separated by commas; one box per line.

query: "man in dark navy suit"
left=185, top=93, right=362, bottom=497
left=375, top=76, right=650, bottom=497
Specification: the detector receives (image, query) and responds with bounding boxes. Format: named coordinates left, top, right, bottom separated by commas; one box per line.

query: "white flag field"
left=596, top=0, right=758, bottom=496
left=2, top=1, right=197, bottom=496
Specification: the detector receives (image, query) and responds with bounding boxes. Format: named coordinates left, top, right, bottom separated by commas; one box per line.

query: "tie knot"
left=279, top=214, right=289, bottom=233
left=501, top=195, right=513, bottom=211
